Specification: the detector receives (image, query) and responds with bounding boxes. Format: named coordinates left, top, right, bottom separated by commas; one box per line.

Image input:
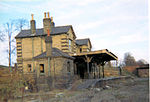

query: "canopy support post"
left=85, top=55, right=93, bottom=79
left=101, top=61, right=106, bottom=78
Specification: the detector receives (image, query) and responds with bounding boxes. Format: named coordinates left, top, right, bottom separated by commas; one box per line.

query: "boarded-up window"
left=80, top=48, right=82, bottom=53
left=40, top=64, right=44, bottom=73
left=27, top=64, right=31, bottom=72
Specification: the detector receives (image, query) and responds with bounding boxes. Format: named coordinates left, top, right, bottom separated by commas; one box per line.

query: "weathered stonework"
left=15, top=12, right=121, bottom=91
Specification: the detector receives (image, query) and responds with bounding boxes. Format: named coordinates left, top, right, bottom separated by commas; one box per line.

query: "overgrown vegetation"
left=123, top=52, right=148, bottom=66
left=0, top=68, right=35, bottom=101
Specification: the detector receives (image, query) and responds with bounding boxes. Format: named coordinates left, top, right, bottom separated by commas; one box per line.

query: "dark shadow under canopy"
left=71, top=49, right=118, bottom=79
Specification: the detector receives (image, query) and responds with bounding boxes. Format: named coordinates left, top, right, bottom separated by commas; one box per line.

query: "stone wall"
left=76, top=40, right=91, bottom=53
left=30, top=56, right=74, bottom=78
left=34, top=57, right=74, bottom=90
left=16, top=29, right=76, bottom=73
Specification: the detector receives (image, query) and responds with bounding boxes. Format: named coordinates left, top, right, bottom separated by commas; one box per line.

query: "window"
left=17, top=42, right=21, bottom=44
left=67, top=61, right=70, bottom=72
left=40, top=64, right=44, bottom=73
left=17, top=52, right=22, bottom=54
left=87, top=49, right=89, bottom=52
left=27, top=64, right=31, bottom=72
left=69, top=39, right=72, bottom=51
left=17, top=49, right=22, bottom=51
left=17, top=55, right=22, bottom=57
left=80, top=48, right=82, bottom=53
left=17, top=45, right=22, bottom=48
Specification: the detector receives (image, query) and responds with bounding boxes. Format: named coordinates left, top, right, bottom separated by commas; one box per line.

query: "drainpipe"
left=48, top=57, right=50, bottom=76
left=32, top=38, right=35, bottom=72
left=41, top=37, right=43, bottom=53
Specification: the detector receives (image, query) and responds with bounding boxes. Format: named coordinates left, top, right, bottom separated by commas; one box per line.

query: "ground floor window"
left=27, top=64, right=31, bottom=72
left=40, top=64, right=44, bottom=73
left=80, top=48, right=82, bottom=53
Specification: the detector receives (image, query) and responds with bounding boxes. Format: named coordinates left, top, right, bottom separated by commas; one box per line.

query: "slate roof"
left=75, top=38, right=90, bottom=46
left=15, top=25, right=72, bottom=38
left=33, top=47, right=74, bottom=59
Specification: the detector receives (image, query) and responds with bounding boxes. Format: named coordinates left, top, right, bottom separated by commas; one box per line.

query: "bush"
left=0, top=70, right=35, bottom=101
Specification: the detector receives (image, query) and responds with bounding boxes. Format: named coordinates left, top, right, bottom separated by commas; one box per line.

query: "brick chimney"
left=51, top=17, right=55, bottom=27
left=45, top=29, right=52, bottom=56
left=43, top=12, right=51, bottom=34
left=30, top=14, right=36, bottom=34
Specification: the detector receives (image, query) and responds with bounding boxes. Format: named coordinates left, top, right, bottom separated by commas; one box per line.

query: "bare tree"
left=3, top=21, right=17, bottom=72
left=123, top=52, right=137, bottom=66
left=0, top=30, right=5, bottom=42
left=15, top=18, right=28, bottom=31
left=136, top=59, right=148, bottom=65
left=2, top=19, right=28, bottom=72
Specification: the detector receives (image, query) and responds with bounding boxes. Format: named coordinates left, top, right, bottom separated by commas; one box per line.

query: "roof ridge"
left=22, top=25, right=72, bottom=31
left=33, top=47, right=73, bottom=59
left=55, top=25, right=72, bottom=28
left=21, top=28, right=43, bottom=31
left=76, top=38, right=90, bottom=40
left=15, top=25, right=71, bottom=38
left=53, top=47, right=68, bottom=55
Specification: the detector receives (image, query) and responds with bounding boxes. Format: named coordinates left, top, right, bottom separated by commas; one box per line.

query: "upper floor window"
left=69, top=39, right=72, bottom=51
left=87, top=49, right=89, bottom=52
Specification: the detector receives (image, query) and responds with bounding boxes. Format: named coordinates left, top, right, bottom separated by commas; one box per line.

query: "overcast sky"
left=0, top=0, right=149, bottom=65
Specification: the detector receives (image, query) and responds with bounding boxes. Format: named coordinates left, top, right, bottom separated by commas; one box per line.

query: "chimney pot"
left=43, top=12, right=51, bottom=34
left=51, top=17, right=53, bottom=22
left=31, top=14, right=34, bottom=20
left=44, top=12, right=46, bottom=18
left=30, top=14, right=36, bottom=34
left=47, top=12, right=50, bottom=18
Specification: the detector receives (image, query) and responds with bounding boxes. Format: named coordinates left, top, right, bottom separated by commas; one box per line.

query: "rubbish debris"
left=55, top=93, right=64, bottom=98
left=103, top=85, right=111, bottom=90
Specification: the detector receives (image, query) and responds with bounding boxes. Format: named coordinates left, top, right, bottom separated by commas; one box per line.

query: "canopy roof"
left=71, top=49, right=117, bottom=63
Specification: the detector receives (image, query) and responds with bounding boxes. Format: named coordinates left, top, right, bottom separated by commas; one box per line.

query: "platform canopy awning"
left=71, top=49, right=118, bottom=63
left=71, top=49, right=118, bottom=78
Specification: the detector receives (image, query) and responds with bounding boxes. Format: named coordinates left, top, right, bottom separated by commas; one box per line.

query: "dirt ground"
left=9, top=77, right=149, bottom=102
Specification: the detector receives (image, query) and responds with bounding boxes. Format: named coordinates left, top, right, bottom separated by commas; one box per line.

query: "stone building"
left=15, top=13, right=76, bottom=75
left=15, top=12, right=118, bottom=85
left=76, top=38, right=92, bottom=53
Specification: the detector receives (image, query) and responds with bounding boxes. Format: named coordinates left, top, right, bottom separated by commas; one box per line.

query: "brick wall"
left=137, top=68, right=149, bottom=77
left=124, top=66, right=139, bottom=73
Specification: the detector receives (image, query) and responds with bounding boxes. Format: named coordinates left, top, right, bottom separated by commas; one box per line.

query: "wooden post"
left=101, top=61, right=106, bottom=78
left=99, top=64, right=101, bottom=78
left=93, top=63, right=96, bottom=79
left=87, top=61, right=89, bottom=78
left=85, top=55, right=93, bottom=79
left=102, top=65, right=104, bottom=78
